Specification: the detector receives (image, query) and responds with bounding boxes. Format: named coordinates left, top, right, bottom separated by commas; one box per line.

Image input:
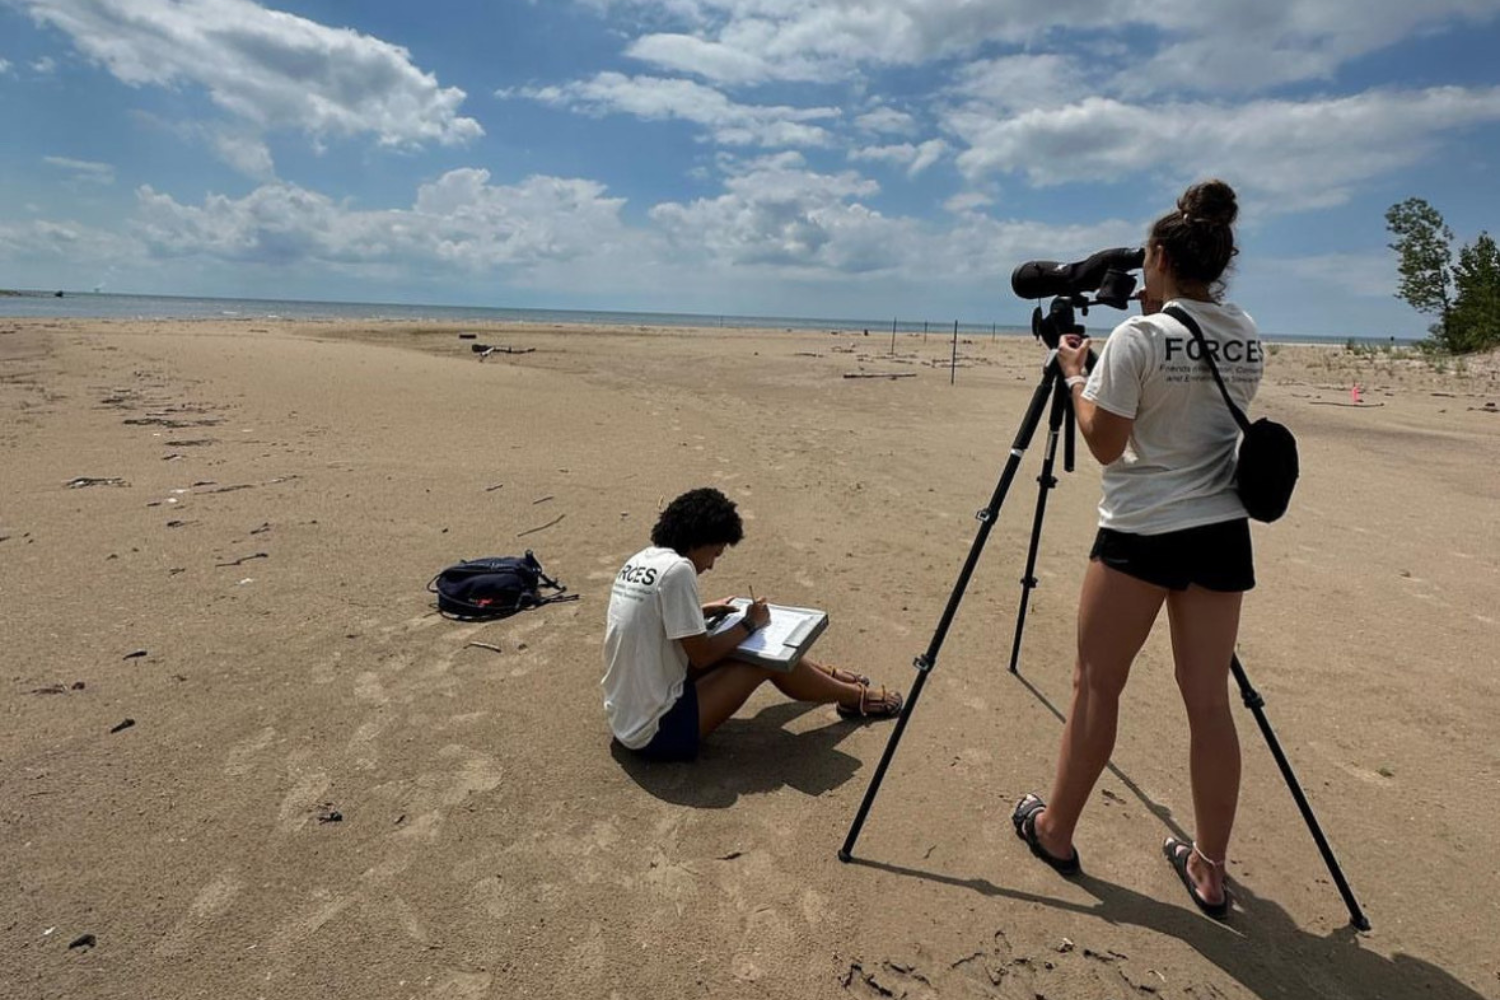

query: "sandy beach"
left=3, top=316, right=1499, bottom=1000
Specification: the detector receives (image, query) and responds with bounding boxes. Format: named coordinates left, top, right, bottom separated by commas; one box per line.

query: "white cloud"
left=30, top=55, right=56, bottom=74
left=211, top=131, right=276, bottom=180
left=130, top=170, right=642, bottom=275
left=0, top=58, right=12, bottom=75
left=949, top=86, right=1500, bottom=210
left=1118, top=0, right=1500, bottom=95
left=855, top=106, right=917, bottom=135
left=644, top=151, right=1133, bottom=282
left=848, top=139, right=947, bottom=177
left=0, top=217, right=141, bottom=261
left=42, top=154, right=115, bottom=184
left=594, top=0, right=1496, bottom=93
left=20, top=0, right=481, bottom=148
left=625, top=33, right=775, bottom=86
left=944, top=191, right=994, bottom=214
left=514, top=72, right=838, bottom=147
left=950, top=54, right=1092, bottom=114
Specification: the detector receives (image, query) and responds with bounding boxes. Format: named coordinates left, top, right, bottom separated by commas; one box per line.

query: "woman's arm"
left=677, top=599, right=770, bottom=670
left=1056, top=336, right=1133, bottom=465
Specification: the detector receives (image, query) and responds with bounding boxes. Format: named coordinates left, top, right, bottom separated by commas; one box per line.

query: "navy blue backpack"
left=427, top=550, right=578, bottom=619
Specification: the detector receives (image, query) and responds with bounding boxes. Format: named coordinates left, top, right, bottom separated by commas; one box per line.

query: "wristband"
left=741, top=617, right=759, bottom=635
left=1065, top=375, right=1087, bottom=389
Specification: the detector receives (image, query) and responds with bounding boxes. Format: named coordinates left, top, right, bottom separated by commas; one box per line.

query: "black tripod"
left=837, top=314, right=1371, bottom=932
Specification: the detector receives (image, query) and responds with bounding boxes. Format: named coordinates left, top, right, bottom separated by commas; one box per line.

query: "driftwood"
left=477, top=346, right=536, bottom=359
left=843, top=372, right=917, bottom=380
left=1309, top=401, right=1385, bottom=407
left=215, top=552, right=269, bottom=567
left=518, top=513, right=565, bottom=537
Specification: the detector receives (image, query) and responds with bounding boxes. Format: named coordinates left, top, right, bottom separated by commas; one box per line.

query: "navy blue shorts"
left=635, top=681, right=700, bottom=762
left=1090, top=519, right=1255, bottom=593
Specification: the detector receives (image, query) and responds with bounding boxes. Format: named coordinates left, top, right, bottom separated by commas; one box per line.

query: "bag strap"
left=1163, top=304, right=1252, bottom=434
left=522, top=550, right=566, bottom=593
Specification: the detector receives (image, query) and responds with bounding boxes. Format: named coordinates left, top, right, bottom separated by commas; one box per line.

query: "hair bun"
left=1177, top=179, right=1238, bottom=227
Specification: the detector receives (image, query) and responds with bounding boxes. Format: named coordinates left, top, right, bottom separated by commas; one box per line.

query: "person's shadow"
left=611, top=701, right=868, bottom=807
left=844, top=854, right=1491, bottom=1000
left=838, top=671, right=1490, bottom=999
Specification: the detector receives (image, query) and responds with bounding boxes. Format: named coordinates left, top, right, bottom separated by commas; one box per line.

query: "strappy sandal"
left=815, top=663, right=871, bottom=687
left=1163, top=837, right=1230, bottom=919
left=836, top=684, right=903, bottom=720
left=1011, top=793, right=1081, bottom=875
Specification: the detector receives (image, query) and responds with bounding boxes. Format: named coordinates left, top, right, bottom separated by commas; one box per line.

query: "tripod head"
left=1011, top=246, right=1144, bottom=349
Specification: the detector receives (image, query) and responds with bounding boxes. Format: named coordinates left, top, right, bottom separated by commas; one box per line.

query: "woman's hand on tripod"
left=1058, top=335, right=1091, bottom=380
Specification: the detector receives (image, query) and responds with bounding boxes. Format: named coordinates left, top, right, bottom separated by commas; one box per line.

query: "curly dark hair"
left=651, top=487, right=744, bottom=554
left=1149, top=179, right=1240, bottom=293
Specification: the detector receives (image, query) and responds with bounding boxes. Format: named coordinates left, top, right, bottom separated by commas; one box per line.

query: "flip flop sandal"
left=817, top=663, right=872, bottom=687
left=1163, top=837, right=1230, bottom=919
left=1011, top=793, right=1082, bottom=876
left=836, top=684, right=903, bottom=720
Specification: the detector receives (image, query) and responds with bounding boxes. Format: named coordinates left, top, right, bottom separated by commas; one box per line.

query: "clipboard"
left=706, top=598, right=828, bottom=671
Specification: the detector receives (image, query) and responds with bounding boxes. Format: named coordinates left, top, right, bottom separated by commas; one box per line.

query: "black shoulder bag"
left=1164, top=305, right=1298, bottom=523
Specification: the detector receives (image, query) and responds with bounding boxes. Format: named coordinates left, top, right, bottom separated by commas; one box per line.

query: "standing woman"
left=1012, top=180, right=1262, bottom=919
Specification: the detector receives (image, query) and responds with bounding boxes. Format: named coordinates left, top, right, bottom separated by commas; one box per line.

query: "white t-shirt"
left=600, top=546, right=706, bottom=749
left=1083, top=299, right=1263, bottom=535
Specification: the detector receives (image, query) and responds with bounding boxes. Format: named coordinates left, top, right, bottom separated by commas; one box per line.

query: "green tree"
left=1385, top=198, right=1453, bottom=341
left=1448, top=232, right=1500, bottom=353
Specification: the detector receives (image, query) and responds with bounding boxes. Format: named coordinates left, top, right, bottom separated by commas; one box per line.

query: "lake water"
left=0, top=290, right=1026, bottom=338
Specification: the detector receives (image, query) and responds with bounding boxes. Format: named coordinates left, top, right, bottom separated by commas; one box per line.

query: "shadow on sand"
left=844, top=854, right=1489, bottom=1000
left=837, top=673, right=1485, bottom=999
left=611, top=701, right=871, bottom=807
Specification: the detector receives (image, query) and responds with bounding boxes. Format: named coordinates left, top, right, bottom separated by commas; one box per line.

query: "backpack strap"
left=522, top=549, right=567, bottom=593
left=1163, top=304, right=1252, bottom=434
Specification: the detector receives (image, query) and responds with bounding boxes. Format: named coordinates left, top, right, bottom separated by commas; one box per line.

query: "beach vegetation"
left=1386, top=198, right=1499, bottom=353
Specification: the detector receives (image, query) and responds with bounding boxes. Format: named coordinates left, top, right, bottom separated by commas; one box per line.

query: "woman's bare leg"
left=767, top=656, right=870, bottom=708
left=694, top=662, right=775, bottom=738
left=694, top=657, right=884, bottom=737
left=1033, top=561, right=1167, bottom=860
left=1165, top=584, right=1243, bottom=906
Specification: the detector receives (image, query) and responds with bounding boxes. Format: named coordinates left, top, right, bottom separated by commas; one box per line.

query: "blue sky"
left=1, top=0, right=1498, bottom=337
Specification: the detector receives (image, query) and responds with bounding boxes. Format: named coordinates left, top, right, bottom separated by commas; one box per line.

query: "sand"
left=2, top=316, right=1498, bottom=1000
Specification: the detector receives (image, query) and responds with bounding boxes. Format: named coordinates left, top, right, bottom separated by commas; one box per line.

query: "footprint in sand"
left=265, top=889, right=354, bottom=968
left=564, top=922, right=607, bottom=983
left=731, top=904, right=793, bottom=983
left=311, top=650, right=342, bottom=685
left=224, top=726, right=276, bottom=775
left=155, top=869, right=245, bottom=957
left=353, top=671, right=389, bottom=704
left=421, top=971, right=492, bottom=999
left=348, top=716, right=391, bottom=770
left=276, top=770, right=331, bottom=833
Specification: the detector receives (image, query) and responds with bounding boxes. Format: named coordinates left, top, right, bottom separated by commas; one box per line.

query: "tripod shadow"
left=845, top=855, right=1487, bottom=1000
left=841, top=671, right=1484, bottom=997
left=612, top=701, right=866, bottom=808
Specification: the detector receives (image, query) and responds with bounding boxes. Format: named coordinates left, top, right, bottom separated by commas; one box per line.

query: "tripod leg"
left=1231, top=654, right=1372, bottom=930
left=1010, top=378, right=1072, bottom=674
left=840, top=366, right=1059, bottom=862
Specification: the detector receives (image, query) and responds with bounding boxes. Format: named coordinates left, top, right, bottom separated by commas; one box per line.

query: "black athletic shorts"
left=635, top=681, right=700, bottom=762
left=1090, top=518, right=1255, bottom=593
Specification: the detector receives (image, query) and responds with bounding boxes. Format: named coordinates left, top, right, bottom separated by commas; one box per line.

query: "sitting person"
left=602, top=487, right=902, bottom=761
